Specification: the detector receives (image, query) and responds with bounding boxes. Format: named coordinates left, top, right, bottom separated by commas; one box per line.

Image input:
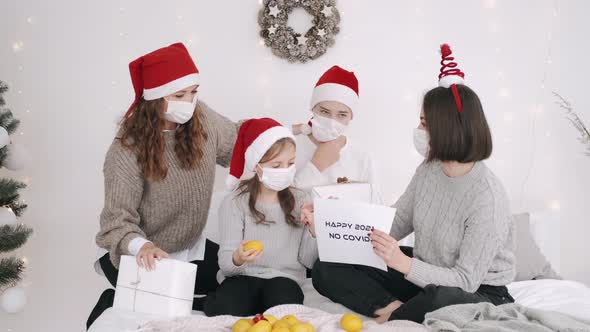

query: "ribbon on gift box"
left=116, top=268, right=193, bottom=312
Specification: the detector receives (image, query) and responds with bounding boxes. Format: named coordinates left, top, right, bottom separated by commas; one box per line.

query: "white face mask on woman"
left=164, top=95, right=198, bottom=124
left=310, top=115, right=348, bottom=142
left=258, top=165, right=296, bottom=191
left=413, top=128, right=430, bottom=158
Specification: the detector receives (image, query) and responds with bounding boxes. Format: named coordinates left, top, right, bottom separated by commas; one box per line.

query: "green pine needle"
left=0, top=81, right=7, bottom=108
left=0, top=179, right=27, bottom=207
left=0, top=257, right=25, bottom=288
left=0, top=110, right=20, bottom=135
left=0, top=224, right=33, bottom=253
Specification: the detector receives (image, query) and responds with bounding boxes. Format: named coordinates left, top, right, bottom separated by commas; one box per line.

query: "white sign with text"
left=314, top=198, right=396, bottom=271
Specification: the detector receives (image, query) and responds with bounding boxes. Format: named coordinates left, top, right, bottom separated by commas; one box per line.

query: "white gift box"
left=312, top=182, right=374, bottom=203
left=113, top=255, right=197, bottom=317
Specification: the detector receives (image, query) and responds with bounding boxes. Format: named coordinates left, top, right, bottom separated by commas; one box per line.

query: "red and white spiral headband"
left=438, top=43, right=465, bottom=113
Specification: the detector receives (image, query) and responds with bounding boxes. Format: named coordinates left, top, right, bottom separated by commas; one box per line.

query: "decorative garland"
left=258, top=0, right=340, bottom=63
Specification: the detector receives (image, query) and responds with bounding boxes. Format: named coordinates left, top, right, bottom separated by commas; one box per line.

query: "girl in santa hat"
left=88, top=43, right=240, bottom=327
left=292, top=65, right=381, bottom=203
left=308, top=44, right=515, bottom=323
left=203, top=118, right=317, bottom=317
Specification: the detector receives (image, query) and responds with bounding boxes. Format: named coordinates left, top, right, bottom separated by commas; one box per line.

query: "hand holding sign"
left=301, top=202, right=316, bottom=238
left=369, top=229, right=412, bottom=274
left=314, top=198, right=396, bottom=271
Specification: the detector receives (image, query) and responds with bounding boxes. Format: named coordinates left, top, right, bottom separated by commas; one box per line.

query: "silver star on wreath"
left=317, top=28, right=326, bottom=37
left=321, top=5, right=333, bottom=16
left=268, top=5, right=280, bottom=17
left=268, top=25, right=277, bottom=34
left=297, top=35, right=308, bottom=45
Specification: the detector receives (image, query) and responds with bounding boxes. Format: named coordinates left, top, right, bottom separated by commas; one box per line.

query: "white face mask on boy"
left=310, top=115, right=348, bottom=142
left=258, top=165, right=296, bottom=191
left=413, top=128, right=430, bottom=158
left=163, top=95, right=198, bottom=124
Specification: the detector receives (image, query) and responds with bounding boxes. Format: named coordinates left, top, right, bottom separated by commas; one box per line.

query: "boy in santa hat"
left=292, top=65, right=381, bottom=203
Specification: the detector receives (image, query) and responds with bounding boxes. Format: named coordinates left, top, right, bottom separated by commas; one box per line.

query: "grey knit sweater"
left=96, top=102, right=238, bottom=267
left=390, top=161, right=516, bottom=292
left=217, top=189, right=318, bottom=284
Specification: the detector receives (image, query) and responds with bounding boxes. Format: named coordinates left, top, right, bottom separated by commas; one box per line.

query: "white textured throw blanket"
left=137, top=304, right=427, bottom=332
left=424, top=302, right=590, bottom=332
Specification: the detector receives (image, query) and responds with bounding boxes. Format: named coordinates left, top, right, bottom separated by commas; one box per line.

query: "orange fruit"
left=247, top=320, right=272, bottom=332
left=273, top=320, right=292, bottom=329
left=264, top=314, right=277, bottom=325
left=301, top=323, right=315, bottom=332
left=281, top=315, right=299, bottom=326
left=232, top=319, right=252, bottom=332
left=271, top=327, right=290, bottom=332
left=289, top=323, right=312, bottom=332
left=243, top=240, right=264, bottom=253
left=340, top=313, right=362, bottom=332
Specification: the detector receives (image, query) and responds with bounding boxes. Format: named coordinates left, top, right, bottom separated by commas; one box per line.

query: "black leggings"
left=87, top=240, right=220, bottom=329
left=311, top=246, right=514, bottom=323
left=203, top=276, right=304, bottom=317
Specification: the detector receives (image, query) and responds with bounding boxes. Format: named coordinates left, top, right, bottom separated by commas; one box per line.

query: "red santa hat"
left=310, top=65, right=359, bottom=113
left=226, top=118, right=294, bottom=191
left=125, top=42, right=200, bottom=117
left=438, top=43, right=465, bottom=113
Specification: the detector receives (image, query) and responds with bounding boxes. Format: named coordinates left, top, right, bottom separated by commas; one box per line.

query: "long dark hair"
left=119, top=98, right=208, bottom=181
left=237, top=137, right=298, bottom=226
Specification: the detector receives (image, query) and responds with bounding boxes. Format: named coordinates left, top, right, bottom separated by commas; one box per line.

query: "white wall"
left=1, top=1, right=589, bottom=331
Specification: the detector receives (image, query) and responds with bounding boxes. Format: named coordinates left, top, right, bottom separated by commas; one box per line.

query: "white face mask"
left=164, top=95, right=198, bottom=124
left=310, top=115, right=348, bottom=142
left=413, top=128, right=430, bottom=158
left=258, top=165, right=296, bottom=191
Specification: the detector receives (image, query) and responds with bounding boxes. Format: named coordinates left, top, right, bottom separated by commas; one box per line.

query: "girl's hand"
left=300, top=202, right=316, bottom=238
left=232, top=241, right=263, bottom=266
left=369, top=229, right=412, bottom=274
left=137, top=243, right=169, bottom=271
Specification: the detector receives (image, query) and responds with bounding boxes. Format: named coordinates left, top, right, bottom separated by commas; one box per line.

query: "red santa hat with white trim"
left=125, top=42, right=200, bottom=117
left=226, top=118, right=294, bottom=191
left=301, top=65, right=359, bottom=134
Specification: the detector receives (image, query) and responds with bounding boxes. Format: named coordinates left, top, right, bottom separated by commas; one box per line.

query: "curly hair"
left=119, top=98, right=208, bottom=180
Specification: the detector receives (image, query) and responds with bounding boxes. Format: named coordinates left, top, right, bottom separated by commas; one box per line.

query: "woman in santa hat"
left=87, top=43, right=240, bottom=327
left=307, top=45, right=515, bottom=323
left=292, top=65, right=381, bottom=203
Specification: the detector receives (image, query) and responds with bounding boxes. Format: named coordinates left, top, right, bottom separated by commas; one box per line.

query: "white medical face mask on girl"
left=164, top=95, right=198, bottom=124
left=310, top=115, right=349, bottom=142
left=258, top=165, right=296, bottom=191
left=413, top=128, right=430, bottom=158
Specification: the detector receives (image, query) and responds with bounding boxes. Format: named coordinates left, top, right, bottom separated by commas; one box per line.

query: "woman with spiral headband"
left=307, top=44, right=516, bottom=323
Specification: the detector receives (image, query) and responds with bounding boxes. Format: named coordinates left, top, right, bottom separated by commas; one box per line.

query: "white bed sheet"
left=89, top=278, right=590, bottom=332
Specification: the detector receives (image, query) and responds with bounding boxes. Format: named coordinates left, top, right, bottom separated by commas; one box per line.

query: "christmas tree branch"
left=0, top=109, right=20, bottom=135
left=0, top=257, right=25, bottom=288
left=0, top=224, right=32, bottom=253
left=554, top=92, right=590, bottom=156
left=0, top=81, right=8, bottom=108
left=0, top=178, right=27, bottom=208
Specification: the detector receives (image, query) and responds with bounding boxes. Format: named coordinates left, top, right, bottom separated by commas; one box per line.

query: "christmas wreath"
left=258, top=0, right=340, bottom=63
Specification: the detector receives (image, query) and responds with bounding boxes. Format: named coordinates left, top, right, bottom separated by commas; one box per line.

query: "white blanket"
left=138, top=304, right=427, bottom=332
left=89, top=279, right=590, bottom=332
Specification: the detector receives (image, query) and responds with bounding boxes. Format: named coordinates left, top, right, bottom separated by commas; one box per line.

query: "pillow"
left=513, top=213, right=561, bottom=281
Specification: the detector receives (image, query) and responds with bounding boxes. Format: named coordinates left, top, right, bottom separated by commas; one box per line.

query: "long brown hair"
left=119, top=98, right=208, bottom=180
left=237, top=137, right=298, bottom=226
